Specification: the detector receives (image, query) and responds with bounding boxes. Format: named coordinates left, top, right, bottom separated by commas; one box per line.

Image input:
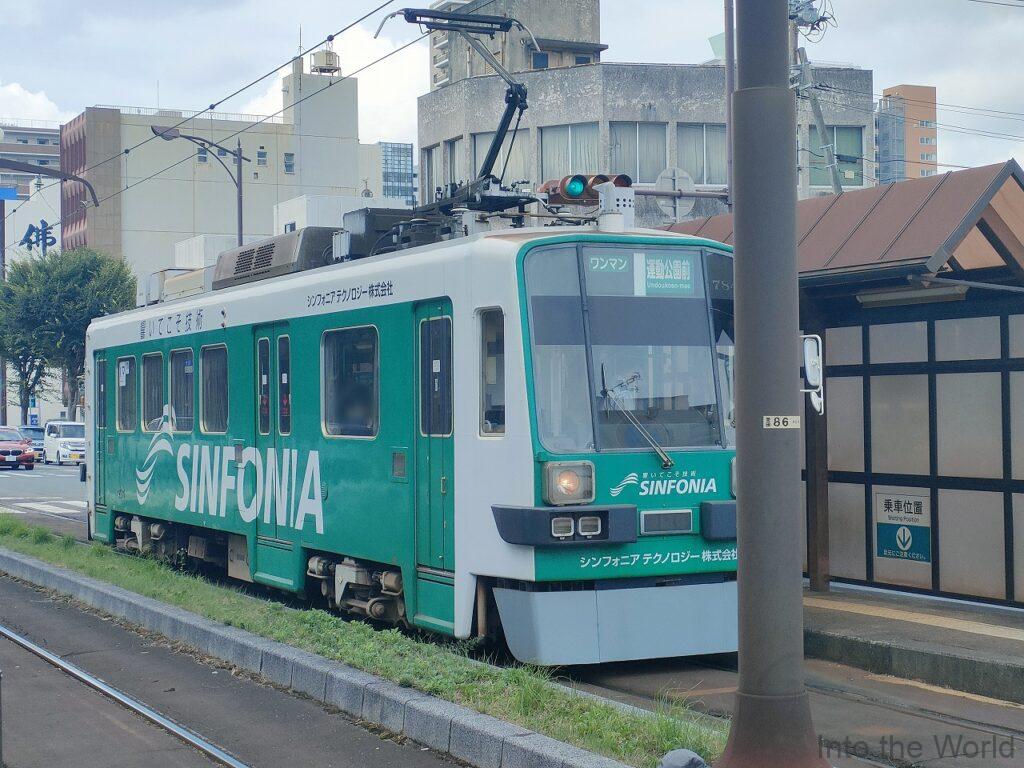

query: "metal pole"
left=0, top=199, right=7, bottom=427
left=725, top=0, right=736, bottom=211
left=717, top=1, right=827, bottom=766
left=235, top=139, right=244, bottom=247
left=796, top=44, right=844, bottom=196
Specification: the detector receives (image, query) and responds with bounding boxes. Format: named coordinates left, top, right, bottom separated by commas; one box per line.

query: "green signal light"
left=564, top=176, right=586, bottom=198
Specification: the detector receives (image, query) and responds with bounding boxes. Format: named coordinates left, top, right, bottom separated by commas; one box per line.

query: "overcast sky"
left=3, top=0, right=1024, bottom=168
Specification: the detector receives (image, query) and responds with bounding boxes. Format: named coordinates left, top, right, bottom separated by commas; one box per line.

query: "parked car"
left=0, top=427, right=35, bottom=470
left=17, top=425, right=44, bottom=461
left=42, top=421, right=86, bottom=465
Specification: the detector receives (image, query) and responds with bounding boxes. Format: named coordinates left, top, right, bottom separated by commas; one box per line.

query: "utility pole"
left=724, top=0, right=736, bottom=211
left=717, top=1, right=827, bottom=766
left=0, top=197, right=6, bottom=427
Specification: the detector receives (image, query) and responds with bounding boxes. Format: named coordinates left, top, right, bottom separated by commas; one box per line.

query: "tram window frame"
left=116, top=356, right=137, bottom=433
left=419, top=316, right=454, bottom=438
left=200, top=344, right=229, bottom=434
left=321, top=325, right=379, bottom=439
left=95, top=359, right=107, bottom=429
left=169, top=348, right=195, bottom=433
left=257, top=337, right=271, bottom=435
left=141, top=352, right=165, bottom=432
left=479, top=308, right=505, bottom=436
left=278, top=335, right=292, bottom=436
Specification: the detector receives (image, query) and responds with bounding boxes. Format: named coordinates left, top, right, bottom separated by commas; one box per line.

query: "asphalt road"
left=0, top=463, right=87, bottom=537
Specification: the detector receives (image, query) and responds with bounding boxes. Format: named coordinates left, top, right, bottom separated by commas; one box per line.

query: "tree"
left=33, top=248, right=136, bottom=421
left=0, top=259, right=52, bottom=425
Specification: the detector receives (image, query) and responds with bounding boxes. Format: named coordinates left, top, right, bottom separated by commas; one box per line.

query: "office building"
left=876, top=84, right=938, bottom=184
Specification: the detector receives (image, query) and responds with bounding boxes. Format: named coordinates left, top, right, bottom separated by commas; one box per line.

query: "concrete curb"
left=805, top=628, right=1024, bottom=706
left=0, top=546, right=630, bottom=768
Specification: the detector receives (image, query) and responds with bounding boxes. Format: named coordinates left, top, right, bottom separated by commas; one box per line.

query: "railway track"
left=0, top=622, right=249, bottom=768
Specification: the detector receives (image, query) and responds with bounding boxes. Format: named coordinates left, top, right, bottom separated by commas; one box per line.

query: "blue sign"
left=875, top=492, right=931, bottom=563
left=29, top=414, right=39, bottom=426
left=0, top=187, right=18, bottom=201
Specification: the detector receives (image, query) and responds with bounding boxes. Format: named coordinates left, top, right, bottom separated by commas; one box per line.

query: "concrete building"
left=428, top=0, right=606, bottom=91
left=380, top=142, right=417, bottom=205
left=0, top=119, right=60, bottom=199
left=876, top=84, right=938, bottom=184
left=60, top=55, right=383, bottom=280
left=419, top=61, right=875, bottom=223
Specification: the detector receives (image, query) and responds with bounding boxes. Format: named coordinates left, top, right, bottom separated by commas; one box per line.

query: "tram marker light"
left=551, top=517, right=575, bottom=539
left=578, top=516, right=602, bottom=538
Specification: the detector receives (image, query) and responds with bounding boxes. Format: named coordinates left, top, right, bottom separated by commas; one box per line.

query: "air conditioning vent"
left=212, top=227, right=336, bottom=290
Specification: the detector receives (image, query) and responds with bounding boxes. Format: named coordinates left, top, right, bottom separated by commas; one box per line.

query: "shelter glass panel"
left=1011, top=372, right=1024, bottom=479
left=323, top=327, right=378, bottom=438
left=936, top=372, right=1002, bottom=478
left=828, top=482, right=866, bottom=580
left=825, top=376, right=864, bottom=472
left=935, top=316, right=1000, bottom=361
left=938, top=489, right=1006, bottom=599
left=1013, top=495, right=1024, bottom=600
left=870, top=375, right=929, bottom=476
left=1009, top=314, right=1024, bottom=358
left=825, top=325, right=862, bottom=366
left=869, top=322, right=927, bottom=364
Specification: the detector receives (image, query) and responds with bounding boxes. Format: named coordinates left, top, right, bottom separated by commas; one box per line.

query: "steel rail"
left=0, top=623, right=249, bottom=768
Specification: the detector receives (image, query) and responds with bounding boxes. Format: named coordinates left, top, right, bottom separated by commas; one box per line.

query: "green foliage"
left=0, top=257, right=52, bottom=422
left=4, top=249, right=136, bottom=421
left=0, top=515, right=727, bottom=766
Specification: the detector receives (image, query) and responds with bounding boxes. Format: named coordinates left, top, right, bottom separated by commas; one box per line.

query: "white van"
left=43, top=421, right=86, bottom=465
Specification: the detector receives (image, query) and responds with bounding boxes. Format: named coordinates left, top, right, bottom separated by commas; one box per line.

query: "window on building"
left=284, top=221, right=296, bottom=233
left=920, top=119, right=936, bottom=128
left=532, top=51, right=549, bottom=70
left=921, top=152, right=937, bottom=161
left=422, top=145, right=441, bottom=203
left=283, top=152, right=295, bottom=173
left=540, top=122, right=599, bottom=181
left=278, top=337, right=291, bottom=435
left=610, top=122, right=667, bottom=184
left=323, top=326, right=378, bottom=437
left=257, top=149, right=268, bottom=166
left=574, top=55, right=591, bottom=65
left=142, top=353, right=164, bottom=432
left=116, top=357, right=137, bottom=432
left=17, top=138, right=28, bottom=144
left=36, top=138, right=47, bottom=144
left=480, top=309, right=505, bottom=435
left=95, top=360, right=107, bottom=429
left=200, top=345, right=228, bottom=433
left=197, top=147, right=208, bottom=163
left=170, top=349, right=194, bottom=432
left=677, top=123, right=728, bottom=185
left=809, top=125, right=864, bottom=187
left=473, top=129, right=530, bottom=183
left=445, top=136, right=465, bottom=187
left=257, top=337, right=270, bottom=435
left=920, top=136, right=936, bottom=145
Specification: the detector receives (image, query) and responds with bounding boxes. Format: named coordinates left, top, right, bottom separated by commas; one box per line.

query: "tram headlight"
left=543, top=461, right=595, bottom=505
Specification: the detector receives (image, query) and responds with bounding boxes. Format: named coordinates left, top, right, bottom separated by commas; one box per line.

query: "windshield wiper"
left=600, top=365, right=674, bottom=469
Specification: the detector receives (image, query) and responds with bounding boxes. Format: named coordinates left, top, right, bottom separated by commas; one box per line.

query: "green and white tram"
left=85, top=187, right=738, bottom=665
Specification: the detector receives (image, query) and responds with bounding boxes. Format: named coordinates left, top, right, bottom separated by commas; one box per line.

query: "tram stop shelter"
left=668, top=159, right=1024, bottom=608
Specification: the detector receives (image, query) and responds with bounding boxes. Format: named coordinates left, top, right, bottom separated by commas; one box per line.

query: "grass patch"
left=0, top=514, right=727, bottom=766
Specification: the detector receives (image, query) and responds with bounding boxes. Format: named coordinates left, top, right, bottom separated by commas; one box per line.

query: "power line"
left=821, top=83, right=1024, bottom=125
left=4, top=0, right=398, bottom=222
left=964, top=0, right=1024, bottom=8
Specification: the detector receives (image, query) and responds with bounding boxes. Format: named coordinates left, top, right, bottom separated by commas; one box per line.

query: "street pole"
left=724, top=0, right=736, bottom=211
left=717, top=1, right=827, bottom=767
left=235, top=139, right=244, bottom=247
left=0, top=199, right=7, bottom=427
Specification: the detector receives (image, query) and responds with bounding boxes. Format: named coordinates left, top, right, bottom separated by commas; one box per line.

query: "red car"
left=0, top=427, right=35, bottom=470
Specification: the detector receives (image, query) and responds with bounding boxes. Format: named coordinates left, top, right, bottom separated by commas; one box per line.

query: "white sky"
left=3, top=0, right=1024, bottom=168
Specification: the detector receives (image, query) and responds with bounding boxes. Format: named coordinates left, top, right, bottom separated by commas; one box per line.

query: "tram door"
left=415, top=301, right=455, bottom=572
left=253, top=323, right=290, bottom=540
left=94, top=353, right=108, bottom=507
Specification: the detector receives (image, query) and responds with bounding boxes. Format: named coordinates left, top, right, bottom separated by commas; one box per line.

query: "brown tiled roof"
left=667, top=161, right=1024, bottom=284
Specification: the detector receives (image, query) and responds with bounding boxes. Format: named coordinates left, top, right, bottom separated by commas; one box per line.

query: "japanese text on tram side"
left=140, top=308, right=204, bottom=340
left=306, top=280, right=394, bottom=309
left=578, top=547, right=737, bottom=570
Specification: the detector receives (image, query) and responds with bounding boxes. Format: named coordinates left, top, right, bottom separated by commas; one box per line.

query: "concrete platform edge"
left=0, top=546, right=631, bottom=768
left=805, top=627, right=1024, bottom=705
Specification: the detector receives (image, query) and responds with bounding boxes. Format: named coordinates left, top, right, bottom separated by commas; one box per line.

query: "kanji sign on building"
left=19, top=220, right=57, bottom=254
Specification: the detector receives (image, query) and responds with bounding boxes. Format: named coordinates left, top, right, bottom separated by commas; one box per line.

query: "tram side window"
left=480, top=309, right=505, bottom=435
left=421, top=317, right=453, bottom=436
left=323, top=327, right=378, bottom=437
left=116, top=357, right=137, bottom=431
left=279, top=337, right=291, bottom=435
left=257, top=338, right=271, bottom=435
left=95, top=359, right=107, bottom=429
left=170, top=349, right=194, bottom=432
left=142, top=353, right=164, bottom=431
left=201, top=345, right=229, bottom=433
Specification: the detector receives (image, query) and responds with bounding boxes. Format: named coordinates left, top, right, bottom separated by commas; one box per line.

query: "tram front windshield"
left=525, top=245, right=734, bottom=454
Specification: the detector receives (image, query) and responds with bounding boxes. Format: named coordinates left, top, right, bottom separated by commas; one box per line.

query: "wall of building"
left=877, top=84, right=938, bottom=183
left=419, top=62, right=875, bottom=222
